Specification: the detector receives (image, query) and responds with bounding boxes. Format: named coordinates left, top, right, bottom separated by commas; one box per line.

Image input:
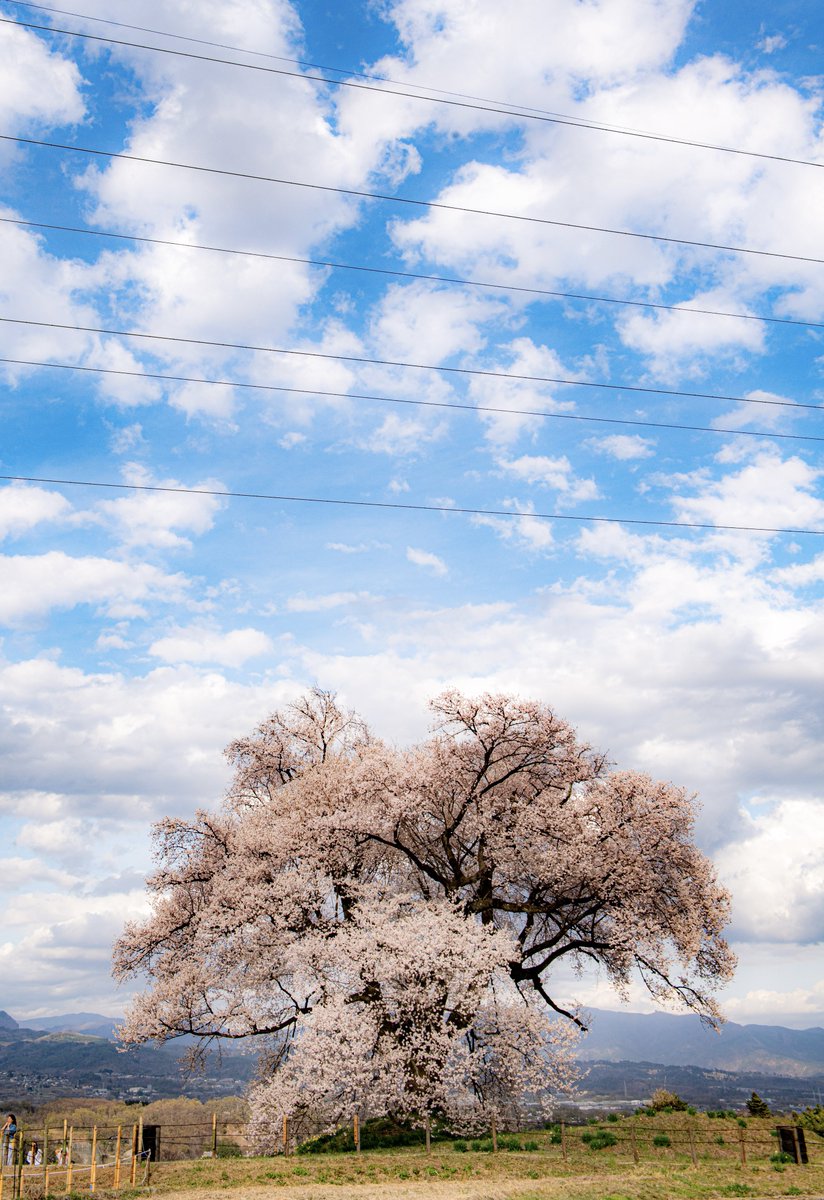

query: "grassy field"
left=137, top=1118, right=823, bottom=1200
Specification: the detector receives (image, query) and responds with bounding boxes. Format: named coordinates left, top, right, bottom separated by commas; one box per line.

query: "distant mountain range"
left=0, top=1010, right=255, bottom=1105
left=3, top=1005, right=824, bottom=1109
left=578, top=1008, right=824, bottom=1077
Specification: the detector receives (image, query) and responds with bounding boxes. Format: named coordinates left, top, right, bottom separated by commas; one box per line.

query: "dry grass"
left=138, top=1119, right=824, bottom=1200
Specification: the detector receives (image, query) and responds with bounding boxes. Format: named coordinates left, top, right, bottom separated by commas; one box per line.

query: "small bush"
left=770, top=1151, right=794, bottom=1164
left=794, top=1103, right=824, bottom=1139
left=548, top=1129, right=562, bottom=1144
left=746, top=1092, right=771, bottom=1118
left=687, top=1107, right=697, bottom=1116
left=215, top=1141, right=242, bottom=1158
left=653, top=1133, right=671, bottom=1148
left=607, top=1112, right=620, bottom=1123
left=522, top=1139, right=539, bottom=1151
left=737, top=1118, right=748, bottom=1129
left=499, top=1135, right=522, bottom=1151
left=715, top=1135, right=726, bottom=1145
left=588, top=1131, right=618, bottom=1151
left=452, top=1141, right=468, bottom=1153
left=298, top=1116, right=424, bottom=1154
left=649, top=1088, right=688, bottom=1113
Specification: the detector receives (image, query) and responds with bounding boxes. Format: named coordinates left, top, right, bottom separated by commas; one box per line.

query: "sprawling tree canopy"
left=114, top=689, right=734, bottom=1138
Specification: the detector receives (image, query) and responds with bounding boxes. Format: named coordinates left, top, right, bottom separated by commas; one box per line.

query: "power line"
left=4, top=133, right=823, bottom=266
left=4, top=355, right=820, bottom=444
left=1, top=315, right=819, bottom=411
left=3, top=9, right=823, bottom=171
left=5, top=216, right=821, bottom=333
left=2, top=474, right=822, bottom=537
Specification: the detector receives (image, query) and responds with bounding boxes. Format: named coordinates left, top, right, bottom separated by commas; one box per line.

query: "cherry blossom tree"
left=113, top=688, right=735, bottom=1136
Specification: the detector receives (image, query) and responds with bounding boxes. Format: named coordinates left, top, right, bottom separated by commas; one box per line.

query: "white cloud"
left=669, top=448, right=824, bottom=533
left=716, top=800, right=824, bottom=943
left=474, top=500, right=555, bottom=551
left=0, top=485, right=71, bottom=539
left=0, top=21, right=84, bottom=134
left=279, top=431, right=307, bottom=449
left=95, top=466, right=225, bottom=549
left=498, top=454, right=600, bottom=501
left=362, top=412, right=448, bottom=455
left=406, top=546, right=447, bottom=575
left=0, top=552, right=191, bottom=623
left=591, top=434, right=656, bottom=460
left=149, top=626, right=274, bottom=667
left=286, top=591, right=374, bottom=612
left=758, top=33, right=787, bottom=54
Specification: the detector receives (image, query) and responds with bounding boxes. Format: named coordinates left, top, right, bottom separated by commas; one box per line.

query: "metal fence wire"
left=0, top=1114, right=814, bottom=1197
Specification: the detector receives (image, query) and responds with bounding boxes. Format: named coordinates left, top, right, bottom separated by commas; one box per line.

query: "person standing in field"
left=2, top=1113, right=17, bottom=1166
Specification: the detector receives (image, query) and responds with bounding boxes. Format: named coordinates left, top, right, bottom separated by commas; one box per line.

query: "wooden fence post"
left=66, top=1126, right=74, bottom=1195
left=282, top=1115, right=288, bottom=1157
left=738, top=1126, right=746, bottom=1167
left=491, top=1114, right=497, bottom=1152
left=129, top=1124, right=137, bottom=1187
left=211, top=1112, right=217, bottom=1157
left=560, top=1121, right=567, bottom=1162
left=353, top=1113, right=360, bottom=1153
left=425, top=1114, right=431, bottom=1155
left=16, top=1130, right=24, bottom=1200
left=90, top=1126, right=98, bottom=1192
left=114, top=1126, right=122, bottom=1189
left=631, top=1123, right=639, bottom=1164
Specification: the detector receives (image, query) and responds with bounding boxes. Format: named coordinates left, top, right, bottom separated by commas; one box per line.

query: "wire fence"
left=0, top=1114, right=247, bottom=1199
left=0, top=1113, right=814, bottom=1197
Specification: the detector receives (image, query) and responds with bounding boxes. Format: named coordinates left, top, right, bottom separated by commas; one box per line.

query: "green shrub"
left=215, top=1141, right=242, bottom=1158
left=715, top=1135, right=726, bottom=1145
left=607, top=1112, right=620, bottom=1123
left=522, top=1139, right=539, bottom=1151
left=687, top=1107, right=697, bottom=1116
left=297, top=1116, right=424, bottom=1154
left=653, top=1133, right=671, bottom=1148
left=649, top=1089, right=687, bottom=1113
left=737, top=1118, right=748, bottom=1129
left=746, top=1092, right=771, bottom=1118
left=794, top=1103, right=824, bottom=1138
left=770, top=1151, right=794, bottom=1164
left=499, top=1135, right=522, bottom=1151
left=588, top=1131, right=618, bottom=1150
left=470, top=1138, right=494, bottom=1152
left=452, top=1140, right=468, bottom=1153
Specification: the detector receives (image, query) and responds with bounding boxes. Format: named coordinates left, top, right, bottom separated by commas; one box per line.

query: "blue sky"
left=1, top=0, right=823, bottom=1029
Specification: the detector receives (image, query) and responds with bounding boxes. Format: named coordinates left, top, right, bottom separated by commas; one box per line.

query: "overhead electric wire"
left=2, top=473, right=822, bottom=538
left=4, top=132, right=823, bottom=266
left=4, top=216, right=821, bottom=333
left=3, top=9, right=823, bottom=171
left=4, top=355, right=820, bottom=444
left=1, top=315, right=820, bottom=412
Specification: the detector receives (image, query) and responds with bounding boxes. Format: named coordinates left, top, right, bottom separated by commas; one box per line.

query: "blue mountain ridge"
left=8, top=1007, right=824, bottom=1076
